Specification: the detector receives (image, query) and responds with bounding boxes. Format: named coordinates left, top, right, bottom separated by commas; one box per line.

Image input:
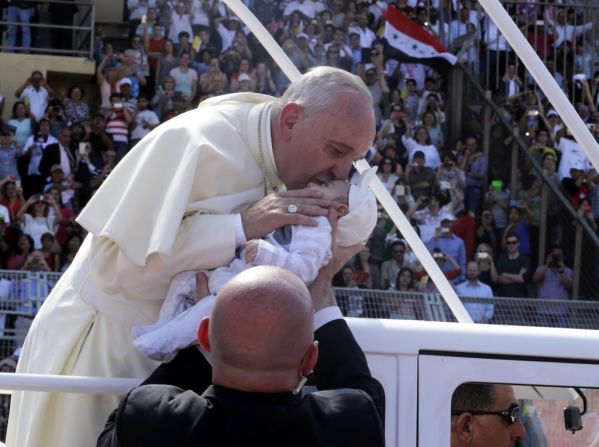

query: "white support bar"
left=222, top=0, right=474, bottom=324
left=0, top=373, right=140, bottom=395
left=478, top=0, right=599, bottom=166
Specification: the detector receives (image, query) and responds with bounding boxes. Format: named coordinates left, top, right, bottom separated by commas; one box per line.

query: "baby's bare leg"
left=195, top=272, right=209, bottom=302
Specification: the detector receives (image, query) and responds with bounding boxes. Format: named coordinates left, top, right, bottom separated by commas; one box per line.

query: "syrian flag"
left=383, top=6, right=457, bottom=74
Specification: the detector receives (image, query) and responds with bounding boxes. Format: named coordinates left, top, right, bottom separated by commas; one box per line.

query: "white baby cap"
left=336, top=166, right=378, bottom=247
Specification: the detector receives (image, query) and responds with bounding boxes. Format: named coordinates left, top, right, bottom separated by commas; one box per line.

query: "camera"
left=113, top=102, right=124, bottom=110
left=477, top=252, right=490, bottom=260
left=550, top=254, right=562, bottom=269
left=38, top=194, right=45, bottom=202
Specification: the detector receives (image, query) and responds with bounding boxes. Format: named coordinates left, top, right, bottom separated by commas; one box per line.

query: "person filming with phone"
left=532, top=244, right=572, bottom=327
left=105, top=93, right=133, bottom=160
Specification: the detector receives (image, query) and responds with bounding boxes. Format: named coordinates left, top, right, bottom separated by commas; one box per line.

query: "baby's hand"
left=245, top=240, right=259, bottom=264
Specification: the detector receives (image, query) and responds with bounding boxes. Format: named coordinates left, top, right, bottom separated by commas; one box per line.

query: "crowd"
left=0, top=0, right=597, bottom=312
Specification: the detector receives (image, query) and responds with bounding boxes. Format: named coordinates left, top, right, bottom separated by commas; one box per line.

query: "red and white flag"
left=383, top=6, right=457, bottom=73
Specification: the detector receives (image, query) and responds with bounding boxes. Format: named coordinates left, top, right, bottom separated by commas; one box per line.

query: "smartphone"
left=15, top=179, right=21, bottom=190
left=491, top=179, right=503, bottom=192
left=141, top=14, right=147, bottom=24
left=78, top=142, right=87, bottom=156
left=439, top=181, right=451, bottom=190
left=573, top=73, right=586, bottom=82
left=477, top=252, right=489, bottom=260
left=395, top=185, right=405, bottom=196
left=440, top=227, right=450, bottom=234
left=113, top=102, right=124, bottom=110
left=38, top=194, right=45, bottom=202
left=510, top=199, right=520, bottom=207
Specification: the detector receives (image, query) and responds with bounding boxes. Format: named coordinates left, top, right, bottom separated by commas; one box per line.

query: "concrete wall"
left=0, top=53, right=95, bottom=122
left=95, top=0, right=125, bottom=24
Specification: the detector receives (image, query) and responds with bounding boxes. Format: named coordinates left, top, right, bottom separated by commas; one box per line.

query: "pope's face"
left=276, top=95, right=375, bottom=189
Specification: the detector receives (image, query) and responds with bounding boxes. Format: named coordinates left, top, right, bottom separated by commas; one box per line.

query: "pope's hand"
left=245, top=240, right=259, bottom=264
left=241, top=189, right=333, bottom=240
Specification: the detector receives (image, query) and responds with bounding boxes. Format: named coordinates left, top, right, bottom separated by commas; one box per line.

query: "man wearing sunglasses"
left=451, top=383, right=525, bottom=446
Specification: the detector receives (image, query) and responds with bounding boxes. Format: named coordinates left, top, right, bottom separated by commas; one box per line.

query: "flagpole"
left=221, top=0, right=474, bottom=324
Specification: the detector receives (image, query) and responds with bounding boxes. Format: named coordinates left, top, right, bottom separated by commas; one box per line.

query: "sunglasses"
left=506, top=240, right=518, bottom=245
left=452, top=404, right=520, bottom=425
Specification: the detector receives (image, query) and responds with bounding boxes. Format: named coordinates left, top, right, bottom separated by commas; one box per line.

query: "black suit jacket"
left=97, top=319, right=385, bottom=447
left=38, top=143, right=75, bottom=180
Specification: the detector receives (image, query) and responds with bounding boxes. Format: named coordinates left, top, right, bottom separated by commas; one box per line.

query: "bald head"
left=202, top=266, right=316, bottom=388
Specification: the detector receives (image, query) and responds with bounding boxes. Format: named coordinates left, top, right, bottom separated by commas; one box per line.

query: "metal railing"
left=0, top=0, right=95, bottom=58
left=426, top=0, right=599, bottom=98
left=334, top=287, right=599, bottom=329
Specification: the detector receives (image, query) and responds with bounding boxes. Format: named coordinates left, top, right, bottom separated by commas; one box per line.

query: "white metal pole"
left=477, top=0, right=599, bottom=166
left=223, top=0, right=474, bottom=323
left=0, top=373, right=139, bottom=395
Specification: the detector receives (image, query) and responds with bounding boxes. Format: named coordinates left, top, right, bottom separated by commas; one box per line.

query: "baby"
left=132, top=168, right=378, bottom=362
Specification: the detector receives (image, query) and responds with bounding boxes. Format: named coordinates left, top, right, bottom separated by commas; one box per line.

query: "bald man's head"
left=199, top=266, right=316, bottom=390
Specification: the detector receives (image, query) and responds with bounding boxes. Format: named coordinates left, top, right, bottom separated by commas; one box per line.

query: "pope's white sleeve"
left=90, top=212, right=238, bottom=297
left=252, top=219, right=333, bottom=284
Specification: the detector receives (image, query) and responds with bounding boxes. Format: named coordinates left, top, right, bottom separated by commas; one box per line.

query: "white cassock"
left=7, top=93, right=284, bottom=447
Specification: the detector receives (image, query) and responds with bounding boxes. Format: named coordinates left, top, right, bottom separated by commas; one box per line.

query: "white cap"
left=117, top=77, right=132, bottom=87
left=238, top=73, right=251, bottom=82
left=336, top=167, right=378, bottom=247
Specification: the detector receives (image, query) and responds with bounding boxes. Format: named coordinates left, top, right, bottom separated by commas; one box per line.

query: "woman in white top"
left=377, top=157, right=400, bottom=194
left=7, top=101, right=35, bottom=148
left=168, top=2, right=193, bottom=42
left=402, top=124, right=442, bottom=170
left=16, top=193, right=62, bottom=249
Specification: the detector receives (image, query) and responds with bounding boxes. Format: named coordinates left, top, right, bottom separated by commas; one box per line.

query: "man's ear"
left=197, top=317, right=211, bottom=353
left=300, top=341, right=319, bottom=376
left=454, top=413, right=475, bottom=443
left=278, top=103, right=302, bottom=141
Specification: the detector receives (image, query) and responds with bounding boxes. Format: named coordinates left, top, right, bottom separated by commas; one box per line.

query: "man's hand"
left=241, top=189, right=333, bottom=240
left=244, top=240, right=259, bottom=264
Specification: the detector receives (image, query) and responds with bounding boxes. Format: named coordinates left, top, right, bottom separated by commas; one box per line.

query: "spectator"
left=449, top=6, right=474, bottom=42
left=407, top=191, right=456, bottom=242
left=0, top=220, right=12, bottom=269
left=116, top=78, right=138, bottom=113
left=116, top=50, right=147, bottom=99
left=533, top=244, right=572, bottom=327
left=215, top=16, right=244, bottom=52
left=415, top=247, right=461, bottom=292
left=5, top=1, right=36, bottom=53
left=425, top=218, right=467, bottom=284
left=254, top=62, right=277, bottom=95
left=352, top=245, right=380, bottom=290
left=7, top=234, right=34, bottom=271
left=230, top=58, right=257, bottom=93
left=402, top=78, right=420, bottom=124
left=199, top=58, right=228, bottom=96
left=501, top=206, right=531, bottom=257
left=45, top=187, right=77, bottom=248
left=377, top=157, right=400, bottom=194
left=555, top=128, right=589, bottom=181
left=169, top=52, right=198, bottom=103
left=14, top=71, right=54, bottom=122
left=496, top=233, right=530, bottom=300
left=60, top=233, right=82, bottom=272
left=143, top=23, right=166, bottom=89
left=405, top=147, right=437, bottom=201
left=499, top=64, right=522, bottom=99
left=421, top=110, right=444, bottom=151
left=436, top=152, right=465, bottom=211
left=42, top=165, right=78, bottom=210
left=105, top=93, right=133, bottom=160
left=96, top=57, right=120, bottom=114
left=126, top=0, right=157, bottom=39
left=151, top=76, right=177, bottom=121
left=475, top=209, right=497, bottom=254
left=402, top=124, right=441, bottom=170
left=189, top=0, right=212, bottom=34
left=174, top=31, right=194, bottom=59
left=129, top=35, right=150, bottom=82
left=168, top=2, right=193, bottom=43
left=83, top=114, right=113, bottom=156
left=0, top=130, right=23, bottom=181
left=21, top=119, right=58, bottom=197
left=0, top=178, right=23, bottom=229
left=451, top=383, right=525, bottom=446
left=38, top=127, right=76, bottom=183
left=130, top=97, right=160, bottom=148
left=348, top=12, right=376, bottom=48
left=485, top=179, right=509, bottom=243
left=154, top=39, right=179, bottom=90
left=381, top=240, right=408, bottom=290
left=45, top=102, right=68, bottom=138
left=16, top=194, right=61, bottom=250
left=474, top=242, right=498, bottom=288
left=456, top=261, right=494, bottom=323
left=364, top=64, right=390, bottom=125
left=39, top=232, right=60, bottom=272
left=461, top=135, right=488, bottom=214
left=7, top=101, right=35, bottom=149
left=136, top=6, right=159, bottom=38
left=63, top=86, right=90, bottom=124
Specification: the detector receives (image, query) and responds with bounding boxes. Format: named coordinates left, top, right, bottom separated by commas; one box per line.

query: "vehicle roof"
left=347, top=318, right=599, bottom=362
